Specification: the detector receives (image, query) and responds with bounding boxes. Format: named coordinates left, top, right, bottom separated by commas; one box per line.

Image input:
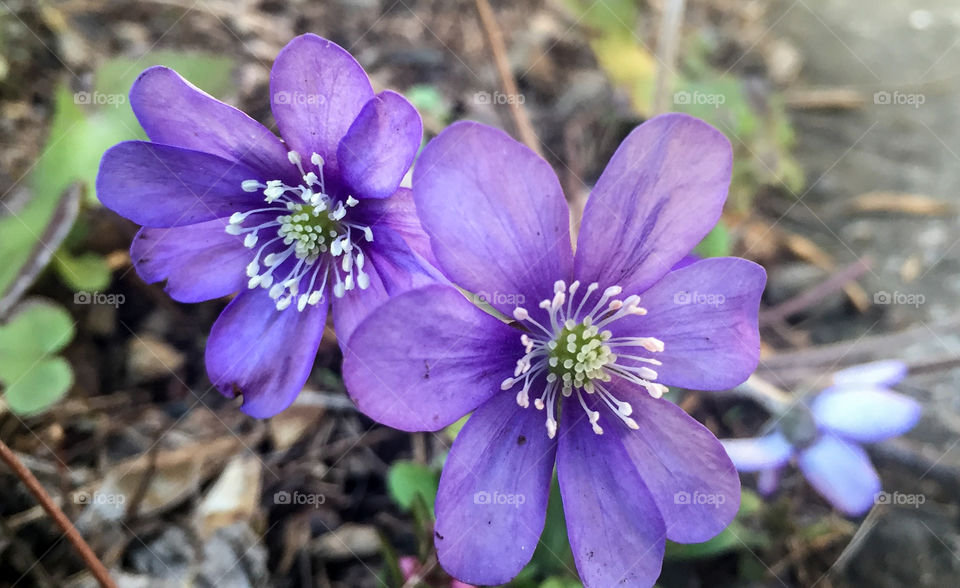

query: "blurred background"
left=1, top=0, right=959, bottom=586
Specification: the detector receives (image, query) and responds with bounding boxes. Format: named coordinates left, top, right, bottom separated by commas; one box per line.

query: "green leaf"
left=0, top=300, right=75, bottom=359
left=3, top=357, right=72, bottom=416
left=94, top=51, right=235, bottom=100
left=387, top=461, right=439, bottom=515
left=0, top=184, right=81, bottom=317
left=53, top=251, right=112, bottom=292
left=694, top=221, right=732, bottom=258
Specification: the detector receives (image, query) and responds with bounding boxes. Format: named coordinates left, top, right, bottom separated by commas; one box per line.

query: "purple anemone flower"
left=342, top=114, right=766, bottom=587
left=96, top=34, right=435, bottom=417
left=721, top=360, right=921, bottom=516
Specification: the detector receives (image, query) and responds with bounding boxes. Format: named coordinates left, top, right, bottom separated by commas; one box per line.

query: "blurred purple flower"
left=342, top=114, right=766, bottom=587
left=721, top=360, right=921, bottom=516
left=97, top=34, right=436, bottom=417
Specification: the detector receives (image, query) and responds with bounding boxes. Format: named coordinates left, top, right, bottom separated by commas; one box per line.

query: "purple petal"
left=557, top=408, right=666, bottom=588
left=612, top=257, right=766, bottom=390
left=798, top=434, right=880, bottom=516
left=671, top=253, right=700, bottom=271
left=131, top=218, right=250, bottom=302
left=130, top=66, right=296, bottom=183
left=341, top=285, right=520, bottom=431
left=413, top=121, right=573, bottom=315
left=832, top=360, right=907, bottom=387
left=97, top=141, right=262, bottom=227
left=331, top=229, right=436, bottom=344
left=338, top=91, right=422, bottom=199
left=620, top=390, right=740, bottom=542
left=270, top=34, right=373, bottom=178
left=720, top=433, right=794, bottom=472
left=434, top=392, right=556, bottom=586
left=574, top=113, right=732, bottom=293
left=354, top=187, right=438, bottom=268
left=205, top=288, right=327, bottom=418
left=812, top=387, right=921, bottom=443
left=757, top=467, right=783, bottom=497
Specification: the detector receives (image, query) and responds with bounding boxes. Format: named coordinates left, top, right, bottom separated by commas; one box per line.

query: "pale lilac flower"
left=722, top=360, right=920, bottom=515
left=343, top=114, right=766, bottom=586
left=97, top=34, right=434, bottom=417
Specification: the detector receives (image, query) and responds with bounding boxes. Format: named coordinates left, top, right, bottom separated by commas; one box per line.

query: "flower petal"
left=812, top=387, right=921, bottom=443
left=270, top=34, right=373, bottom=178
left=757, top=467, right=783, bottom=497
left=612, top=257, right=766, bottom=390
left=97, top=141, right=263, bottom=227
left=413, top=121, right=573, bottom=315
left=130, top=66, right=295, bottom=183
left=434, top=392, right=557, bottom=586
left=342, top=285, right=520, bottom=431
left=131, top=219, right=250, bottom=302
left=831, top=360, right=907, bottom=387
left=798, top=434, right=880, bottom=516
left=558, top=408, right=666, bottom=588
left=354, top=187, right=438, bottom=268
left=331, top=227, right=437, bottom=344
left=205, top=288, right=327, bottom=418
left=574, top=113, right=732, bottom=293
left=620, top=390, right=740, bottom=542
left=338, top=91, right=422, bottom=199
left=720, top=433, right=794, bottom=472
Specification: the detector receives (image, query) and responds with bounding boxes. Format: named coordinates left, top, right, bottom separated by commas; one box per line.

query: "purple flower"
left=721, top=360, right=921, bottom=516
left=96, top=34, right=435, bottom=417
left=342, top=114, right=766, bottom=587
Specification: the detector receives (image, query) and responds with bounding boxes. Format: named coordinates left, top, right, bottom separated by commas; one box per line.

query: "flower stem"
left=474, top=0, right=543, bottom=156
left=0, top=438, right=118, bottom=588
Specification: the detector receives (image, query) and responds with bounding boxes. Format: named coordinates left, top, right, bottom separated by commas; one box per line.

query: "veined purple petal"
left=130, top=66, right=296, bottom=184
left=812, top=387, right=921, bottom=443
left=574, top=113, right=732, bottom=294
left=720, top=433, right=794, bottom=472
left=557, top=408, right=666, bottom=588
left=620, top=390, right=740, bottom=542
left=206, top=288, right=327, bottom=418
left=671, top=253, right=700, bottom=271
left=798, top=434, right=880, bottom=516
left=131, top=219, right=250, bottom=302
left=434, top=392, right=556, bottom=586
left=341, top=285, right=520, bottom=431
left=338, top=91, right=422, bottom=199
left=413, top=121, right=573, bottom=316
left=832, top=360, right=908, bottom=387
left=611, top=257, right=765, bottom=390
left=270, top=34, right=373, bottom=178
left=97, top=141, right=263, bottom=227
left=353, top=187, right=438, bottom=268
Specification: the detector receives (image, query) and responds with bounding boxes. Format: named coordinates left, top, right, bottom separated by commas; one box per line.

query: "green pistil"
left=547, top=322, right=613, bottom=389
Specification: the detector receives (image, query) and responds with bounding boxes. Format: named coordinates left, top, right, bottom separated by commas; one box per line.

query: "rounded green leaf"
left=4, top=357, right=73, bottom=415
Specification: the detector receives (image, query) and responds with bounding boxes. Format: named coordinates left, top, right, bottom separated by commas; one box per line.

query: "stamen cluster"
left=225, top=151, right=374, bottom=311
left=500, top=280, right=668, bottom=438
